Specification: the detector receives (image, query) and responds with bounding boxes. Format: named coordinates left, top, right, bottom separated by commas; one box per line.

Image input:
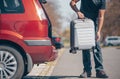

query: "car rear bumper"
left=24, top=39, right=58, bottom=64
left=26, top=45, right=57, bottom=64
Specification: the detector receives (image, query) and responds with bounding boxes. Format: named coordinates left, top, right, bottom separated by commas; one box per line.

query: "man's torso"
left=80, top=0, right=105, bottom=20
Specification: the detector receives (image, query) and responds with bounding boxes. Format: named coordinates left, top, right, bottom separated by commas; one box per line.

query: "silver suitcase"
left=70, top=19, right=95, bottom=53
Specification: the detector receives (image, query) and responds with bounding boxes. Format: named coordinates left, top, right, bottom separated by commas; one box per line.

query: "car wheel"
left=0, top=45, right=24, bottom=79
left=108, top=43, right=113, bottom=46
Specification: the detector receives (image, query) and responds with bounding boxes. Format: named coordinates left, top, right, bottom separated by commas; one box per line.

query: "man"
left=70, top=0, right=108, bottom=78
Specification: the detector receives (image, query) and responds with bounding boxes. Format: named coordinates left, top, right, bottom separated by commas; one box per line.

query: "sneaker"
left=79, top=71, right=92, bottom=78
left=96, top=70, right=108, bottom=78
left=69, top=49, right=77, bottom=54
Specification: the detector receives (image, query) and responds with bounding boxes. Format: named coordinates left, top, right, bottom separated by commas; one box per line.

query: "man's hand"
left=96, top=31, right=101, bottom=41
left=70, top=0, right=84, bottom=18
left=70, top=0, right=85, bottom=19
left=97, top=9, right=105, bottom=41
left=77, top=11, right=85, bottom=19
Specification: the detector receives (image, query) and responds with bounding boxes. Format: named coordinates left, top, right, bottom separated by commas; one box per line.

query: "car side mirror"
left=39, top=0, right=47, bottom=4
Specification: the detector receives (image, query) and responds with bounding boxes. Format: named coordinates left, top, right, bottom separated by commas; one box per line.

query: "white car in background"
left=104, top=36, right=120, bottom=46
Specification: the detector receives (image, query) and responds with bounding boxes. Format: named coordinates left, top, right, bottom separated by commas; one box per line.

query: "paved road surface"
left=24, top=47, right=120, bottom=79
left=49, top=47, right=120, bottom=79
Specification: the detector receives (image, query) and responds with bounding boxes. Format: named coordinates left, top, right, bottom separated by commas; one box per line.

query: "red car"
left=0, top=0, right=57, bottom=79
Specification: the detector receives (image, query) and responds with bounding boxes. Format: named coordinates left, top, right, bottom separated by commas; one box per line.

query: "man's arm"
left=97, top=9, right=106, bottom=41
left=70, top=0, right=84, bottom=18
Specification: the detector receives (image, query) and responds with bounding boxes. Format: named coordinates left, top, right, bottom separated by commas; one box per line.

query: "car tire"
left=108, top=43, right=113, bottom=46
left=0, top=45, right=24, bottom=79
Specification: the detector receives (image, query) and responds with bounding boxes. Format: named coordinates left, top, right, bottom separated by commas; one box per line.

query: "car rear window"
left=0, top=0, right=24, bottom=13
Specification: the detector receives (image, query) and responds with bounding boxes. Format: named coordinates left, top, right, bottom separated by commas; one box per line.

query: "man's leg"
left=82, top=50, right=92, bottom=72
left=93, top=42, right=103, bottom=71
left=79, top=50, right=92, bottom=78
left=93, top=42, right=108, bottom=78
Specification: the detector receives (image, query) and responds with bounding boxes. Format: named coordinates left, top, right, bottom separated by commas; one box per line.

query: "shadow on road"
left=49, top=76, right=79, bottom=79
left=23, top=76, right=97, bottom=79
left=23, top=76, right=48, bottom=79
left=23, top=76, right=78, bottom=79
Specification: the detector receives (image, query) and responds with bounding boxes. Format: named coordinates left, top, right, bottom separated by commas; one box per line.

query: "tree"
left=43, top=1, right=61, bottom=35
left=102, top=0, right=120, bottom=38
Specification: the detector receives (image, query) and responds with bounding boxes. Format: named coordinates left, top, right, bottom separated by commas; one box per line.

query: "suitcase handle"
left=78, top=17, right=88, bottom=22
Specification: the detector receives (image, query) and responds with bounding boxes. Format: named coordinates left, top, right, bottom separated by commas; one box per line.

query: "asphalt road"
left=49, top=47, right=120, bottom=79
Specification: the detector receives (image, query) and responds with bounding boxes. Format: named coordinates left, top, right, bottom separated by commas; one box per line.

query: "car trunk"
left=40, top=3, right=52, bottom=39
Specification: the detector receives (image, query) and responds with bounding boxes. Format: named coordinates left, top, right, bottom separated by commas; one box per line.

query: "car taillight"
left=55, top=37, right=61, bottom=42
left=38, top=8, right=47, bottom=20
left=34, top=0, right=47, bottom=20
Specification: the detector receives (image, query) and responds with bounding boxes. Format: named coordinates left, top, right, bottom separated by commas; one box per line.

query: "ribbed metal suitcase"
left=70, top=19, right=95, bottom=53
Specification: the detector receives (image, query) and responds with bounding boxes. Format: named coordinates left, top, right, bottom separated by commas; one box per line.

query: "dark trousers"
left=82, top=41, right=104, bottom=72
left=82, top=19, right=104, bottom=72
